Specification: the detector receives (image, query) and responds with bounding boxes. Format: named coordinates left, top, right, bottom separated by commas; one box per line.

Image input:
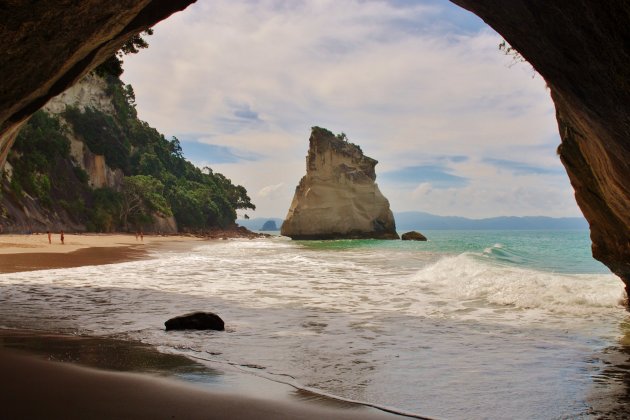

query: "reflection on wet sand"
left=0, top=329, right=220, bottom=378
left=587, top=324, right=630, bottom=417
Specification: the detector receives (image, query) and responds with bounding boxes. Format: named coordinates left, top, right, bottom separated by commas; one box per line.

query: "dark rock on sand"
left=165, top=312, right=225, bottom=331
left=401, top=231, right=427, bottom=241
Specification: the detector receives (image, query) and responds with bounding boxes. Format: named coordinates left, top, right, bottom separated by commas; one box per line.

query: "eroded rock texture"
left=281, top=127, right=398, bottom=240
left=451, top=0, right=630, bottom=293
left=0, top=0, right=196, bottom=167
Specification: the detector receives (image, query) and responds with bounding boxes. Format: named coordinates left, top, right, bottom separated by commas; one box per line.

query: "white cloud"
left=258, top=182, right=285, bottom=198
left=122, top=0, right=581, bottom=218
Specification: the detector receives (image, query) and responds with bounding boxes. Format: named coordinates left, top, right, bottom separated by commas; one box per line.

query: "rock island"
left=281, top=127, right=398, bottom=240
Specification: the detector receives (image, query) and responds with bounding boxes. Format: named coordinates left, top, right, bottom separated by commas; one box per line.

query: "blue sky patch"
left=233, top=104, right=260, bottom=121
left=483, top=158, right=564, bottom=175
left=180, top=140, right=262, bottom=164
left=388, top=0, right=487, bottom=35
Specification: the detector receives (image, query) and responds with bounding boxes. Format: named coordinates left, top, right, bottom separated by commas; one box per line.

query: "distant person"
left=135, top=231, right=139, bottom=241
left=47, top=230, right=51, bottom=244
left=60, top=230, right=65, bottom=245
left=140, top=231, right=144, bottom=242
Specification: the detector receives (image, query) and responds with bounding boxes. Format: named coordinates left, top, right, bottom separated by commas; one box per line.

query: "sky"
left=122, top=0, right=582, bottom=219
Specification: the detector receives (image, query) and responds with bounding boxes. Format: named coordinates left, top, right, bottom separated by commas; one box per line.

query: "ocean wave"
left=409, top=253, right=627, bottom=318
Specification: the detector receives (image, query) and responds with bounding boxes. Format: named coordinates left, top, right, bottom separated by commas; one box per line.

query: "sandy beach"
left=0, top=234, right=409, bottom=419
left=0, top=233, right=202, bottom=273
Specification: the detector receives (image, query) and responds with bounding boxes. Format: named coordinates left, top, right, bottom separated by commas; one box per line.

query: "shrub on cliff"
left=8, top=111, right=71, bottom=206
left=5, top=30, right=255, bottom=232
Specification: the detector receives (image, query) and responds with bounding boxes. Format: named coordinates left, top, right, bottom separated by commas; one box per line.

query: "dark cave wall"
left=450, top=0, right=630, bottom=292
left=0, top=0, right=196, bottom=167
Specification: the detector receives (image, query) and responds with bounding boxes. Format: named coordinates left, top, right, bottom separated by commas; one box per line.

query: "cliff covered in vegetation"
left=0, top=71, right=254, bottom=233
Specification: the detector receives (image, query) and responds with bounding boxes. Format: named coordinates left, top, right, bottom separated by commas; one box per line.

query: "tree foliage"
left=120, top=175, right=171, bottom=229
left=63, top=106, right=130, bottom=172
left=6, top=30, right=255, bottom=233
left=8, top=111, right=71, bottom=206
left=95, top=29, right=154, bottom=78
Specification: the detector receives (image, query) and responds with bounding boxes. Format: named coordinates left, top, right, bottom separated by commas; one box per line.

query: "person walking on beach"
left=60, top=230, right=64, bottom=245
left=47, top=230, right=51, bottom=244
left=140, top=231, right=144, bottom=242
left=135, top=231, right=139, bottom=241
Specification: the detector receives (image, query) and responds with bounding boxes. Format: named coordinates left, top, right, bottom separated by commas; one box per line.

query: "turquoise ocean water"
left=1, top=229, right=628, bottom=418
left=304, top=229, right=610, bottom=274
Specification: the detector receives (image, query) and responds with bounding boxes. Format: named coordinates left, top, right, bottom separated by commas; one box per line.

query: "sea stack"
left=281, top=127, right=398, bottom=240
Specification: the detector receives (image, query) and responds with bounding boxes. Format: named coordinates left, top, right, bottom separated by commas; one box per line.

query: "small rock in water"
left=401, top=231, right=427, bottom=241
left=165, top=312, right=225, bottom=331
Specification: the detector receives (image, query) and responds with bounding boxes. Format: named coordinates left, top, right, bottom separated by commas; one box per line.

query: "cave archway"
left=0, top=0, right=628, bottom=291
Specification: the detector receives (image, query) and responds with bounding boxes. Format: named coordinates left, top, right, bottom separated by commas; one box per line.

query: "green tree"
left=120, top=175, right=172, bottom=230
left=63, top=106, right=130, bottom=172
left=9, top=110, right=71, bottom=205
left=89, top=188, right=123, bottom=232
left=95, top=29, right=154, bottom=77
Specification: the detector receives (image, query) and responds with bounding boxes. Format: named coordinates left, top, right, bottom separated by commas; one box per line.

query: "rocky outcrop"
left=45, top=74, right=124, bottom=190
left=401, top=231, right=427, bottom=241
left=449, top=0, right=630, bottom=294
left=260, top=220, right=279, bottom=231
left=0, top=0, right=196, bottom=169
left=43, top=73, right=115, bottom=116
left=165, top=312, right=225, bottom=331
left=147, top=215, right=178, bottom=235
left=281, top=127, right=398, bottom=240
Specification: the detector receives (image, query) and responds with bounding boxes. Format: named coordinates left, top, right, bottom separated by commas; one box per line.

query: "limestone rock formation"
left=281, top=127, right=398, bottom=240
left=0, top=0, right=196, bottom=168
left=401, top=231, right=427, bottom=241
left=44, top=74, right=124, bottom=190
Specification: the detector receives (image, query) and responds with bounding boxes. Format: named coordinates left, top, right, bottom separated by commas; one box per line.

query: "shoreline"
left=0, top=227, right=268, bottom=274
left=0, top=233, right=204, bottom=273
left=0, top=233, right=416, bottom=419
left=0, top=328, right=408, bottom=419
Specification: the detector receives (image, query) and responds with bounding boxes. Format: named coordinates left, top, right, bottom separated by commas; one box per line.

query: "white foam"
left=407, top=254, right=627, bottom=320
left=1, top=242, right=626, bottom=331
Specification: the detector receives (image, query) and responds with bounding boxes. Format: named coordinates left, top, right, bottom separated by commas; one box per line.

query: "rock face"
left=164, top=312, right=225, bottom=331
left=0, top=0, right=197, bottom=169
left=401, top=231, right=427, bottom=241
left=281, top=127, right=398, bottom=240
left=44, top=74, right=124, bottom=190
left=449, top=0, right=630, bottom=294
left=1, top=72, right=178, bottom=233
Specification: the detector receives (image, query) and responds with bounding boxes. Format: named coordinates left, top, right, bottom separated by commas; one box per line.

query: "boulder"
left=165, top=312, right=225, bottom=331
left=281, top=127, right=398, bottom=240
left=401, top=231, right=427, bottom=241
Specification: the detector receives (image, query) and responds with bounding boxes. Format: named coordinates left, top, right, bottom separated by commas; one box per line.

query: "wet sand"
left=0, top=235, right=414, bottom=419
left=0, top=330, right=406, bottom=419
